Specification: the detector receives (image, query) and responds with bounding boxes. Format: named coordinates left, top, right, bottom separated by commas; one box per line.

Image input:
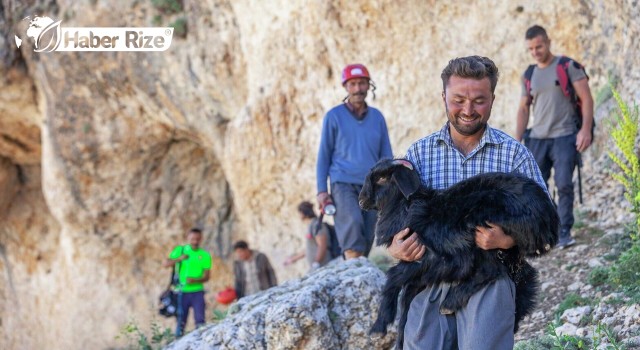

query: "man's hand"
left=475, top=223, right=515, bottom=250
left=317, top=192, right=330, bottom=209
left=387, top=228, right=426, bottom=262
left=576, top=127, right=592, bottom=152
left=178, top=254, right=189, bottom=262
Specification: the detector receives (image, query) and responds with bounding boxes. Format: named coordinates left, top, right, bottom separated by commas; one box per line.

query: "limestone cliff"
left=0, top=0, right=638, bottom=349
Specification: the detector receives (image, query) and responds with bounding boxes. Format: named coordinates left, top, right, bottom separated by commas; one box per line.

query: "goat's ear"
left=391, top=166, right=420, bottom=200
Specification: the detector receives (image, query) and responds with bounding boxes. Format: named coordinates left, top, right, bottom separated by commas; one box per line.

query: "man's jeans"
left=525, top=134, right=577, bottom=236
left=331, top=182, right=377, bottom=256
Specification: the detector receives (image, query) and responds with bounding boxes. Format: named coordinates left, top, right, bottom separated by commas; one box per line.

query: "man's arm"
left=573, top=78, right=594, bottom=152
left=163, top=254, right=187, bottom=267
left=316, top=113, right=335, bottom=196
left=387, top=228, right=426, bottom=262
left=283, top=252, right=305, bottom=266
left=515, top=96, right=531, bottom=142
left=186, top=270, right=210, bottom=284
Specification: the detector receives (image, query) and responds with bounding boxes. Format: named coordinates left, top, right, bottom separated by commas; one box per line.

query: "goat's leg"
left=395, top=282, right=424, bottom=350
left=514, top=263, right=539, bottom=332
left=370, top=265, right=406, bottom=335
left=440, top=264, right=502, bottom=313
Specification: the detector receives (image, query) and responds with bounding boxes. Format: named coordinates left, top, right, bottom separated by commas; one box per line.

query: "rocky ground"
left=514, top=219, right=640, bottom=349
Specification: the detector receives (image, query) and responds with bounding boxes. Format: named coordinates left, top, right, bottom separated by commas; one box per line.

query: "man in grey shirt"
left=515, top=25, right=594, bottom=249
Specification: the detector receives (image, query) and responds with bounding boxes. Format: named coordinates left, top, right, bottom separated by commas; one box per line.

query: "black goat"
left=359, top=158, right=559, bottom=348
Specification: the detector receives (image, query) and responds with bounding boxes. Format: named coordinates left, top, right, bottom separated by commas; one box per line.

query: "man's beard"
left=448, top=109, right=487, bottom=136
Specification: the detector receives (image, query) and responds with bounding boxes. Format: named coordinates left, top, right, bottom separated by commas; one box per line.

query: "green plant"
left=116, top=319, right=174, bottom=350
left=151, top=0, right=183, bottom=14
left=169, top=17, right=187, bottom=38
left=607, top=86, right=640, bottom=236
left=152, top=15, right=162, bottom=26
left=592, top=322, right=624, bottom=350
left=595, top=73, right=620, bottom=107
left=211, top=308, right=228, bottom=323
left=369, top=253, right=393, bottom=272
left=588, top=266, right=610, bottom=287
left=585, top=227, right=605, bottom=237
left=608, top=243, right=640, bottom=290
left=514, top=335, right=556, bottom=350
left=564, top=263, right=579, bottom=272
left=546, top=323, right=588, bottom=349
left=572, top=209, right=588, bottom=230
left=603, top=295, right=624, bottom=305
left=555, top=293, right=591, bottom=319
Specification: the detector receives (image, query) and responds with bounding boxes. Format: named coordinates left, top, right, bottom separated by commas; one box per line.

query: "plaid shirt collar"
left=435, top=122, right=503, bottom=156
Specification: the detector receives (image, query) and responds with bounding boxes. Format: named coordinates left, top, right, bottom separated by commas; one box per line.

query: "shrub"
left=608, top=86, right=640, bottom=236
left=608, top=242, right=640, bottom=294
left=514, top=335, right=556, bottom=350
left=151, top=0, right=182, bottom=14
left=588, top=266, right=610, bottom=287
left=546, top=323, right=588, bottom=349
left=116, top=319, right=174, bottom=350
left=555, top=293, right=591, bottom=319
left=170, top=17, right=187, bottom=38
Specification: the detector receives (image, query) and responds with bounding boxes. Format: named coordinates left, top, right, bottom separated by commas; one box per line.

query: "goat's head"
left=359, top=158, right=421, bottom=211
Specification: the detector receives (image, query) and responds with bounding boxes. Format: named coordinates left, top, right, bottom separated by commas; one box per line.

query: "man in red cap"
left=316, top=64, right=393, bottom=260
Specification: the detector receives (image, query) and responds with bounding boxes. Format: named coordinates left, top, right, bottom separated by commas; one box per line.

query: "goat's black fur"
left=359, top=159, right=559, bottom=348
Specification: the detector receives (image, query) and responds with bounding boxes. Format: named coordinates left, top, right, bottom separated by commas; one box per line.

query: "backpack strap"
left=523, top=64, right=536, bottom=106
left=169, top=245, right=184, bottom=287
left=315, top=213, right=325, bottom=236
left=556, top=55, right=589, bottom=101
left=556, top=56, right=573, bottom=100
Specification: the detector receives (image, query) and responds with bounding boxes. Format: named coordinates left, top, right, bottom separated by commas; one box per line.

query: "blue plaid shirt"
left=406, top=123, right=548, bottom=193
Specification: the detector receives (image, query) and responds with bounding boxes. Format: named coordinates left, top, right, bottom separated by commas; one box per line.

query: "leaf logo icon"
left=34, top=20, right=62, bottom=53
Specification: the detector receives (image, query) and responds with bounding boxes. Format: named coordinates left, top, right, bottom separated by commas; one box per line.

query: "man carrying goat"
left=388, top=56, right=553, bottom=349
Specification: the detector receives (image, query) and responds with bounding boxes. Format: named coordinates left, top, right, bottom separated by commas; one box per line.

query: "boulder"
left=166, top=258, right=397, bottom=350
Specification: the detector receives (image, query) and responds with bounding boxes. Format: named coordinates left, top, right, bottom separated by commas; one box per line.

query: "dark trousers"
left=525, top=134, right=577, bottom=236
left=331, top=182, right=377, bottom=256
left=175, top=291, right=206, bottom=337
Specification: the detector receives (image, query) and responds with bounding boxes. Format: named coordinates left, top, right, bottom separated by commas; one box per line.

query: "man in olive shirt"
left=165, top=228, right=211, bottom=337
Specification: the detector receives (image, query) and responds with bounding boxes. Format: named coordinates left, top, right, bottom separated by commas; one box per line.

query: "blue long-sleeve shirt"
left=316, top=104, right=393, bottom=193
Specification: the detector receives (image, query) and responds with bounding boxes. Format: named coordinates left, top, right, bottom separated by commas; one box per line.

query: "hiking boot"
left=557, top=237, right=576, bottom=250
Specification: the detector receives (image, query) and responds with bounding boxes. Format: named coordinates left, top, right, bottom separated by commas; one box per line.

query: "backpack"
left=524, top=55, right=595, bottom=138
left=159, top=245, right=183, bottom=318
left=316, top=214, right=342, bottom=259
left=524, top=56, right=593, bottom=204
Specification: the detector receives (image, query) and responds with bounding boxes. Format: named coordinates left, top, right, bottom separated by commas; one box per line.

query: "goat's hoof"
left=369, top=321, right=388, bottom=336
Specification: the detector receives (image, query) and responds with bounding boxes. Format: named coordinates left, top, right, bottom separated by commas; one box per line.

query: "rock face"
left=0, top=1, right=638, bottom=349
left=165, top=258, right=396, bottom=350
